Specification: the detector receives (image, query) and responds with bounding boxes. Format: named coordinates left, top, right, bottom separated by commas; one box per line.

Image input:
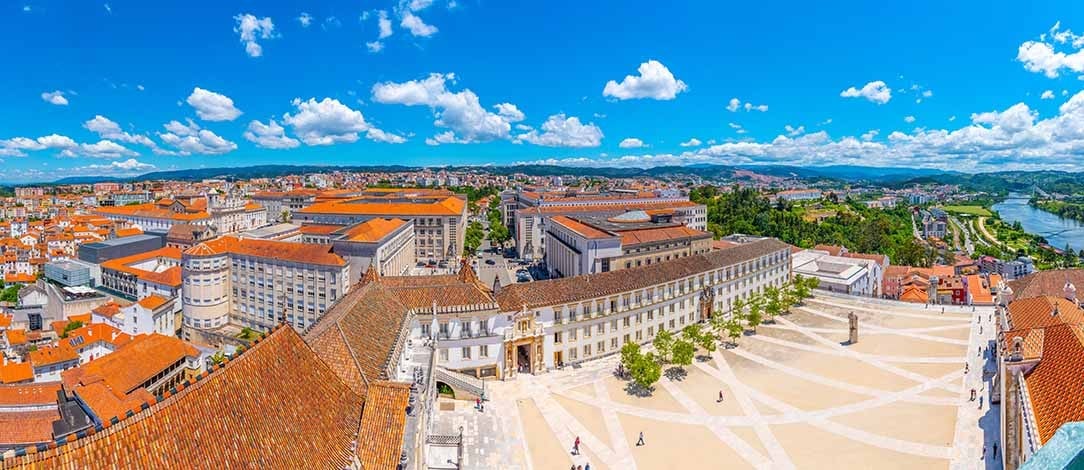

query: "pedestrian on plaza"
left=965, top=363, right=970, bottom=374
left=980, top=396, right=984, bottom=409
left=476, top=398, right=481, bottom=411
left=980, top=326, right=983, bottom=335
left=982, top=444, right=986, bottom=460
left=718, top=390, right=725, bottom=403
left=585, top=463, right=591, bottom=470
left=942, top=307, right=945, bottom=314
left=573, top=436, right=580, bottom=455
left=994, top=442, right=998, bottom=458
left=970, top=389, right=976, bottom=401
left=636, top=431, right=645, bottom=446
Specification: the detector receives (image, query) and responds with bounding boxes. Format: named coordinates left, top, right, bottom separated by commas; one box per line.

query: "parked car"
left=485, top=259, right=496, bottom=265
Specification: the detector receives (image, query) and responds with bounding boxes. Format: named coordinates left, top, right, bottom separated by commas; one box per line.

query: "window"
left=439, top=349, right=449, bottom=362
left=612, top=337, right=619, bottom=349
left=598, top=341, right=605, bottom=353
left=462, top=347, right=471, bottom=360
left=554, top=332, right=563, bottom=343
left=480, top=345, right=489, bottom=357
left=584, top=344, right=592, bottom=356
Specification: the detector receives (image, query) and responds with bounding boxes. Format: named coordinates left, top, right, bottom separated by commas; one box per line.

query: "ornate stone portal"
left=848, top=311, right=859, bottom=344
left=699, top=285, right=716, bottom=321
left=502, top=307, right=545, bottom=379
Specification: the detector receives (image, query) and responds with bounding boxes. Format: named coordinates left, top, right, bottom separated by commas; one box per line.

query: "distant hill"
left=38, top=162, right=960, bottom=186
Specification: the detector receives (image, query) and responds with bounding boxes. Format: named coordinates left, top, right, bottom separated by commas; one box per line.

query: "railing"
left=434, top=367, right=486, bottom=399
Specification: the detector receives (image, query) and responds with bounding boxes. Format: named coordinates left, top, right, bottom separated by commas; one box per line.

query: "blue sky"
left=4, top=0, right=1084, bottom=182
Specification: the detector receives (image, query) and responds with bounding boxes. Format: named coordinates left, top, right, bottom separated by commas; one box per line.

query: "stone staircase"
left=434, top=367, right=487, bottom=400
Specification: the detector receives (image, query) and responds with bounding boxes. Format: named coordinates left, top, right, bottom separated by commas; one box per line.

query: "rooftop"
left=185, top=235, right=346, bottom=266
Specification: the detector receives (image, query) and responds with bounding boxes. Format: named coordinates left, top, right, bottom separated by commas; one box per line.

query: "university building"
left=294, top=188, right=468, bottom=262
left=95, top=190, right=267, bottom=235
left=545, top=210, right=712, bottom=278
left=355, top=237, right=790, bottom=379
left=180, top=236, right=350, bottom=337
left=501, top=189, right=708, bottom=260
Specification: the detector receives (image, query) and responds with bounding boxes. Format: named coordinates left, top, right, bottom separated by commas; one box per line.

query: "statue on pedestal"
left=848, top=311, right=859, bottom=344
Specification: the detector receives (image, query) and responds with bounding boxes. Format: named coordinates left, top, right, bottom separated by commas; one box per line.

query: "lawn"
left=941, top=205, right=993, bottom=217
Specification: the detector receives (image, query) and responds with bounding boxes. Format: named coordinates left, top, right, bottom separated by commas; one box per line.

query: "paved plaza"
left=432, top=292, right=1000, bottom=470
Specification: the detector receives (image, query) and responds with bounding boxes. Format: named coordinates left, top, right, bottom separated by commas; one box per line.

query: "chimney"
left=1010, top=336, right=1023, bottom=362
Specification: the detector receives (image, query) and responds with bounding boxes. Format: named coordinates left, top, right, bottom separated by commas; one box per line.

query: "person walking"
left=982, top=444, right=986, bottom=460
left=970, top=389, right=976, bottom=401
left=573, top=436, right=580, bottom=455
left=585, top=463, right=591, bottom=470
left=994, top=442, right=999, bottom=459
left=718, top=390, right=724, bottom=403
left=636, top=431, right=645, bottom=446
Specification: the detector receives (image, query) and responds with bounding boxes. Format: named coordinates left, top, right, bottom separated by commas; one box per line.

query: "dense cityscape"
left=10, top=1, right=1084, bottom=469
left=0, top=163, right=1078, bottom=469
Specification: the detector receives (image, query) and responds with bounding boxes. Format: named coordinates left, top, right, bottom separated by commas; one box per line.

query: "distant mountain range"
left=42, top=163, right=961, bottom=186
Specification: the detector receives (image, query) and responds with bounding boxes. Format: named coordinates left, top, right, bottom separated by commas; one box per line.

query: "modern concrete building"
left=791, top=249, right=883, bottom=297
left=503, top=189, right=707, bottom=260
left=181, top=236, right=350, bottom=338
left=327, top=218, right=416, bottom=283
left=294, top=189, right=467, bottom=262
left=545, top=211, right=712, bottom=278
left=43, top=260, right=94, bottom=287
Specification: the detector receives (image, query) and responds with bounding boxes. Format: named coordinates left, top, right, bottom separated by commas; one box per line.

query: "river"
left=992, top=193, right=1084, bottom=252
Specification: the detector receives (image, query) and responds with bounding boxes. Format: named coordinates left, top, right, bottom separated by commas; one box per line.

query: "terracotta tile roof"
left=136, top=294, right=169, bottom=310
left=534, top=200, right=701, bottom=215
left=95, top=202, right=210, bottom=221
left=1008, top=269, right=1084, bottom=300
left=618, top=225, right=711, bottom=247
left=813, top=244, right=844, bottom=256
left=0, top=363, right=33, bottom=384
left=550, top=215, right=614, bottom=240
left=0, top=314, right=11, bottom=329
left=899, top=285, right=928, bottom=303
left=185, top=236, right=346, bottom=266
left=497, top=237, right=789, bottom=310
left=99, top=247, right=183, bottom=287
left=0, top=382, right=61, bottom=407
left=1007, top=296, right=1084, bottom=331
left=114, top=227, right=143, bottom=237
left=300, top=195, right=467, bottom=217
left=3, top=273, right=35, bottom=284
left=379, top=273, right=495, bottom=310
left=931, top=265, right=955, bottom=277
left=1, top=326, right=366, bottom=469
left=1017, top=323, right=1084, bottom=443
left=358, top=381, right=411, bottom=469
left=91, top=303, right=121, bottom=319
left=0, top=409, right=60, bottom=446
left=305, top=282, right=410, bottom=396
left=339, top=217, right=407, bottom=242
left=712, top=240, right=741, bottom=251
left=299, top=224, right=344, bottom=235
left=62, top=334, right=199, bottom=398
left=5, top=329, right=27, bottom=347
left=966, top=274, right=993, bottom=305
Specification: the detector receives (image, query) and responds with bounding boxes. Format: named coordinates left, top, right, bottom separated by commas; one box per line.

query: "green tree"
left=792, top=275, right=811, bottom=302
left=61, top=320, right=84, bottom=338
left=0, top=285, right=21, bottom=303
left=725, top=316, right=744, bottom=347
left=488, top=223, right=511, bottom=248
left=653, top=329, right=675, bottom=363
left=671, top=339, right=695, bottom=368
left=620, top=341, right=641, bottom=373
left=746, top=294, right=764, bottom=334
left=684, top=323, right=715, bottom=353
left=464, top=221, right=485, bottom=256
left=763, top=286, right=783, bottom=323
left=236, top=327, right=257, bottom=341
left=630, top=352, right=662, bottom=389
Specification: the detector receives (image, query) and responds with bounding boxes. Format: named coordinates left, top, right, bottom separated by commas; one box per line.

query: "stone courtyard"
left=431, top=292, right=1000, bottom=470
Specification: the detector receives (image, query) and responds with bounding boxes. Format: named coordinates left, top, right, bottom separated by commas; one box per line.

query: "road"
left=476, top=239, right=513, bottom=288
left=948, top=216, right=975, bottom=255
left=976, top=217, right=1005, bottom=248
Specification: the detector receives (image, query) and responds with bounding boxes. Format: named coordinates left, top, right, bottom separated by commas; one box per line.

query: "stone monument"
left=848, top=311, right=859, bottom=344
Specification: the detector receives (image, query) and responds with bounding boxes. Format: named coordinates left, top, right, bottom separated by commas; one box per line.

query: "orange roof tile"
left=2, top=326, right=366, bottom=469
left=1007, top=296, right=1084, bottom=331
left=62, top=333, right=199, bottom=398
left=618, top=225, right=711, bottom=246
left=358, top=381, right=411, bottom=469
left=99, top=247, right=183, bottom=287
left=186, top=236, right=345, bottom=266
left=136, top=294, right=169, bottom=310
left=0, top=382, right=61, bottom=407
left=299, top=195, right=467, bottom=216
left=3, top=273, right=35, bottom=284
left=0, top=362, right=33, bottom=384
left=0, top=409, right=59, bottom=446
left=340, top=218, right=407, bottom=242
left=5, top=329, right=27, bottom=346
left=1017, top=323, right=1084, bottom=443
left=298, top=224, right=343, bottom=235
left=550, top=215, right=613, bottom=240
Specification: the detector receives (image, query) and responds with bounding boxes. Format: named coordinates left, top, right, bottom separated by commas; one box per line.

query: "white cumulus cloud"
left=234, top=13, right=277, bottom=57
left=400, top=11, right=437, bottom=37
left=243, top=119, right=300, bottom=149
left=840, top=80, right=892, bottom=104
left=619, top=138, right=645, bottom=149
left=603, top=60, right=687, bottom=100
left=372, top=73, right=522, bottom=144
left=1042, top=90, right=1056, bottom=100
left=680, top=138, right=702, bottom=147
left=515, top=114, right=603, bottom=148
left=157, top=119, right=237, bottom=155
left=298, top=12, right=312, bottom=27
left=283, top=97, right=403, bottom=145
left=187, top=87, right=242, bottom=121
left=41, top=90, right=68, bottom=106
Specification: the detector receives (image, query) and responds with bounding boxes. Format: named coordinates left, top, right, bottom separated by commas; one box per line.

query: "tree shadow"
left=664, top=367, right=688, bottom=381
left=723, top=341, right=739, bottom=350
left=695, top=354, right=712, bottom=362
left=624, top=382, right=655, bottom=397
